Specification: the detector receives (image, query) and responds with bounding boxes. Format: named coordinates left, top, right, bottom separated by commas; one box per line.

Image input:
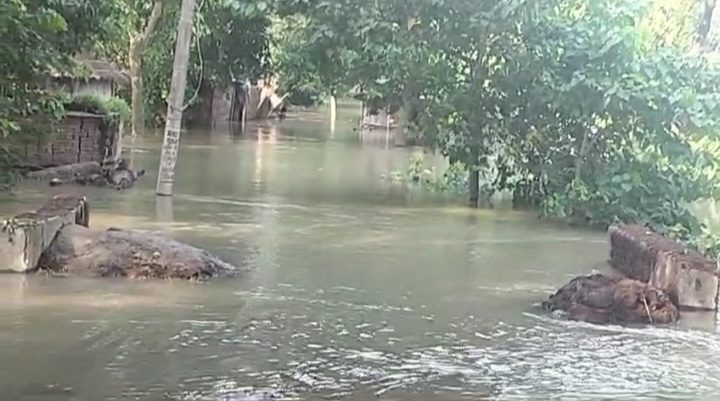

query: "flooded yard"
left=0, top=109, right=719, bottom=400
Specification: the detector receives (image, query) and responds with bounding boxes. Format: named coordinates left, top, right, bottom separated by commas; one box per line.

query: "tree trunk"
left=574, top=131, right=590, bottom=181
left=398, top=88, right=413, bottom=145
left=469, top=169, right=480, bottom=208
left=469, top=147, right=480, bottom=208
left=129, top=0, right=163, bottom=138
left=329, top=93, right=337, bottom=133
left=129, top=38, right=145, bottom=137
left=695, top=0, right=717, bottom=53
left=156, top=0, right=198, bottom=196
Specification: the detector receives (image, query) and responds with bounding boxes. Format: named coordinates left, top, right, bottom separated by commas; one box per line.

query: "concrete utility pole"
left=156, top=0, right=197, bottom=196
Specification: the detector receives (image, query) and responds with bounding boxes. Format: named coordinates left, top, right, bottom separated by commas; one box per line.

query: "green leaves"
left=136, top=0, right=272, bottom=122
left=1, top=0, right=123, bottom=187
left=64, top=93, right=131, bottom=121
left=4, top=0, right=720, bottom=261
left=294, top=0, right=720, bottom=257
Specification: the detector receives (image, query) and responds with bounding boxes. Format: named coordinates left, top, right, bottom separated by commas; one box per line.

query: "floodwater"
left=1, top=105, right=720, bottom=400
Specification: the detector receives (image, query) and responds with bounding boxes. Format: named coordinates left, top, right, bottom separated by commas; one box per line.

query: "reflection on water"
left=1, top=106, right=719, bottom=400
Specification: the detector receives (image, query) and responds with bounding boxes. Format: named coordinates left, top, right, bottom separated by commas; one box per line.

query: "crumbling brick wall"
left=608, top=224, right=719, bottom=311
left=20, top=112, right=119, bottom=168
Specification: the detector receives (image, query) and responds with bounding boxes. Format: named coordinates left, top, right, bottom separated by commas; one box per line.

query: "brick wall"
left=21, top=112, right=120, bottom=167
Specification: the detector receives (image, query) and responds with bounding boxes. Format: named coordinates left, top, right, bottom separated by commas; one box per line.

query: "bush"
left=63, top=93, right=131, bottom=122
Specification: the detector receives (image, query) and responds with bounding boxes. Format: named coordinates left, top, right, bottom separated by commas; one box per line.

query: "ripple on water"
left=4, top=276, right=717, bottom=400
left=147, top=285, right=720, bottom=401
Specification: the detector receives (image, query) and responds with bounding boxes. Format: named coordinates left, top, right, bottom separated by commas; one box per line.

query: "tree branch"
left=139, top=0, right=163, bottom=45
left=695, top=0, right=717, bottom=53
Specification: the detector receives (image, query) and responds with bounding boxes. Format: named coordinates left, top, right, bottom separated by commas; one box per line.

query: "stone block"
left=0, top=194, right=89, bottom=273
left=608, top=224, right=719, bottom=311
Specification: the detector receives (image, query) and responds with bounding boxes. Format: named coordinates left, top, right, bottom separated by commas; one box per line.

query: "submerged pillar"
left=608, top=224, right=719, bottom=311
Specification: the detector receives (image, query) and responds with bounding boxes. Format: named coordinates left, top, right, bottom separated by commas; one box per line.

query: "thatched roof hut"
left=48, top=58, right=129, bottom=98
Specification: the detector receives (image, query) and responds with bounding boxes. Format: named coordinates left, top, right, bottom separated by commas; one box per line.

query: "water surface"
left=1, top=107, right=719, bottom=400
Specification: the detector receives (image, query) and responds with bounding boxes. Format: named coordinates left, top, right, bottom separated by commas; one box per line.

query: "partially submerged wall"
left=608, top=224, right=719, bottom=311
left=0, top=194, right=89, bottom=273
left=211, top=79, right=287, bottom=123
left=359, top=104, right=397, bottom=129
left=18, top=112, right=120, bottom=168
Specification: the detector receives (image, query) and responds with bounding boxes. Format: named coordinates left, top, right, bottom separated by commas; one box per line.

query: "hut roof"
left=347, top=79, right=389, bottom=96
left=50, top=58, right=129, bottom=86
left=348, top=84, right=364, bottom=96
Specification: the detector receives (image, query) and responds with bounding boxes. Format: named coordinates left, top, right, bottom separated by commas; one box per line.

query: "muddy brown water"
left=1, top=106, right=719, bottom=400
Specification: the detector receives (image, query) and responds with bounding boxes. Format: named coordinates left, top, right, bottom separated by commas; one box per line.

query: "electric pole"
left=156, top=0, right=197, bottom=196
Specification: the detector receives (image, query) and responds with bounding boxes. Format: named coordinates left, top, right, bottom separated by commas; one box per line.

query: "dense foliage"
left=63, top=94, right=132, bottom=122
left=90, top=0, right=272, bottom=126
left=5, top=0, right=720, bottom=258
left=1, top=0, right=272, bottom=184
left=276, top=0, right=720, bottom=256
left=135, top=0, right=272, bottom=125
left=1, top=0, right=121, bottom=187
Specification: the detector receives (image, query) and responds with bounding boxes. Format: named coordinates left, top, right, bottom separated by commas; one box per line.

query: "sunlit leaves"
left=135, top=0, right=271, bottom=121
left=272, top=0, right=720, bottom=256
left=1, top=0, right=121, bottom=187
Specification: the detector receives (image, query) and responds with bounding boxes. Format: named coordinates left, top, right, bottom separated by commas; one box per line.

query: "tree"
left=128, top=0, right=162, bottom=137
left=695, top=0, right=717, bottom=52
left=274, top=0, right=368, bottom=127
left=269, top=14, right=327, bottom=106
left=0, top=0, right=122, bottom=187
left=282, top=0, right=720, bottom=254
left=140, top=0, right=272, bottom=126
